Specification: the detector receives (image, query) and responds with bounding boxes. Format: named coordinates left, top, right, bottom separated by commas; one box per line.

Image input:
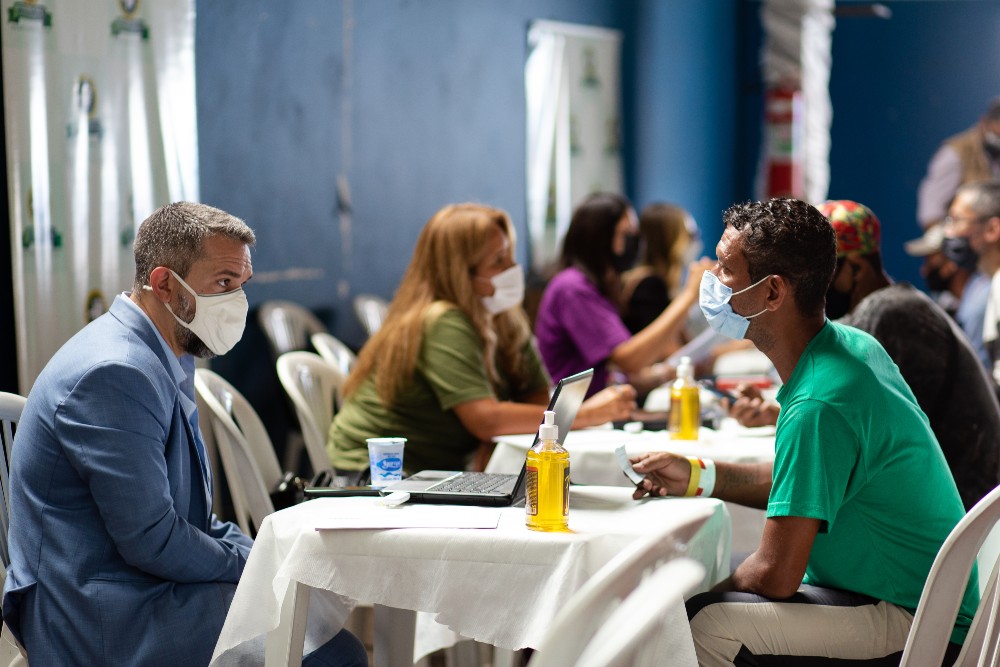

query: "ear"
left=984, top=216, right=1000, bottom=244
left=146, top=266, right=174, bottom=302
left=763, top=274, right=788, bottom=312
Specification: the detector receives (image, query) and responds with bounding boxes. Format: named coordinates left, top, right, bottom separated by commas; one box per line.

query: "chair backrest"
left=0, top=392, right=27, bottom=570
left=900, top=483, right=1000, bottom=667
left=309, top=332, right=356, bottom=380
left=275, top=352, right=344, bottom=477
left=352, top=294, right=389, bottom=338
left=257, top=300, right=328, bottom=357
left=576, top=557, right=707, bottom=667
left=194, top=369, right=282, bottom=535
left=527, top=504, right=715, bottom=667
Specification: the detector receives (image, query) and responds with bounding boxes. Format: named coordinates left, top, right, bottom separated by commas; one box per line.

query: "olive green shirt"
left=328, top=307, right=550, bottom=473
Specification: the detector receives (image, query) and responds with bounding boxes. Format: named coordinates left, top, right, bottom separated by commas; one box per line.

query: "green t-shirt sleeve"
left=420, top=309, right=496, bottom=410
left=768, top=398, right=861, bottom=532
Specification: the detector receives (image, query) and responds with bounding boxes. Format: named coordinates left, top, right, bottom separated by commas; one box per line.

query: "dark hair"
left=132, top=202, right=255, bottom=292
left=723, top=198, right=836, bottom=317
left=986, top=97, right=1000, bottom=123
left=560, top=192, right=632, bottom=297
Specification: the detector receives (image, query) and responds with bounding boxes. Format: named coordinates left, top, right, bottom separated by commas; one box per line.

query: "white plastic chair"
left=528, top=504, right=715, bottom=667
left=900, top=483, right=1000, bottom=667
left=352, top=294, right=389, bottom=338
left=309, top=332, right=356, bottom=380
left=575, top=558, right=706, bottom=667
left=275, top=352, right=345, bottom=478
left=0, top=392, right=29, bottom=665
left=194, top=369, right=282, bottom=535
left=257, top=300, right=328, bottom=357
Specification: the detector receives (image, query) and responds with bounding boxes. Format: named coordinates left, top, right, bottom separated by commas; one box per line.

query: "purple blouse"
left=534, top=267, right=632, bottom=396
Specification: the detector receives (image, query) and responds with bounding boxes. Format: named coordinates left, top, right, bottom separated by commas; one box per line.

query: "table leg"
left=373, top=604, right=416, bottom=667
left=265, top=580, right=310, bottom=667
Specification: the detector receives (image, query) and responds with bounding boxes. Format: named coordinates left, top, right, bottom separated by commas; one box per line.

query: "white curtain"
left=525, top=20, right=623, bottom=273
left=2, top=0, right=197, bottom=391
left=759, top=0, right=834, bottom=205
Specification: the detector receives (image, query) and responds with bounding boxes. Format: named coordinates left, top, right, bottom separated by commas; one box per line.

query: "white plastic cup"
left=367, top=437, right=406, bottom=488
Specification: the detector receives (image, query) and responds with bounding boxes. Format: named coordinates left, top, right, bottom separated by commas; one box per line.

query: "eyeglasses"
left=943, top=215, right=983, bottom=228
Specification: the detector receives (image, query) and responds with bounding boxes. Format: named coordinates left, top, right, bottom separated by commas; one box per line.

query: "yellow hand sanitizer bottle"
left=526, top=410, right=570, bottom=532
left=669, top=356, right=700, bottom=440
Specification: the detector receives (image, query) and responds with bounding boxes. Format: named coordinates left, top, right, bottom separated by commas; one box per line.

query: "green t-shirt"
left=770, top=321, right=978, bottom=645
left=328, top=307, right=550, bottom=474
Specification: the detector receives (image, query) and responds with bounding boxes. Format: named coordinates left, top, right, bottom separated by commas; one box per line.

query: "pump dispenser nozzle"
left=539, top=410, right=558, bottom=441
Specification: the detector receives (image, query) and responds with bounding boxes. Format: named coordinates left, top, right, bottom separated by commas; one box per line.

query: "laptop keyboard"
left=428, top=472, right=516, bottom=493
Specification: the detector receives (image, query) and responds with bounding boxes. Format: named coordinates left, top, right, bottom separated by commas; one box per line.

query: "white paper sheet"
left=314, top=503, right=503, bottom=530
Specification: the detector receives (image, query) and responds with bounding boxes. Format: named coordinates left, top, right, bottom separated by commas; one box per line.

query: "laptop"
left=380, top=368, right=594, bottom=507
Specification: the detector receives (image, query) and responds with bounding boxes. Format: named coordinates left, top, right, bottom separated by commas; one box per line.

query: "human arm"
left=451, top=384, right=637, bottom=441
left=609, top=259, right=713, bottom=373
left=917, top=145, right=962, bottom=229
left=714, top=516, right=820, bottom=598
left=728, top=383, right=781, bottom=428
left=629, top=451, right=773, bottom=509
left=58, top=363, right=249, bottom=583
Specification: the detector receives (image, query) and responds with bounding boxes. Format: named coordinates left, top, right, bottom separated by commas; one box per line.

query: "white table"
left=210, top=486, right=731, bottom=666
left=486, top=420, right=775, bottom=555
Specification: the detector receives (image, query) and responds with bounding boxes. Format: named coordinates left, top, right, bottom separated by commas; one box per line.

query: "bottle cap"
left=539, top=410, right=558, bottom=441
left=678, top=356, right=694, bottom=379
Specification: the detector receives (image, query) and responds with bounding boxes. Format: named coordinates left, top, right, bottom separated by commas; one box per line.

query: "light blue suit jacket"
left=2, top=295, right=254, bottom=665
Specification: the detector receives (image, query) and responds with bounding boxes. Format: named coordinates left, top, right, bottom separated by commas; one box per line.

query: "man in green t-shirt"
left=631, top=198, right=977, bottom=665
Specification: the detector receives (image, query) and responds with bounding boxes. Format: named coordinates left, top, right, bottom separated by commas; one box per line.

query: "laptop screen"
left=535, top=368, right=593, bottom=447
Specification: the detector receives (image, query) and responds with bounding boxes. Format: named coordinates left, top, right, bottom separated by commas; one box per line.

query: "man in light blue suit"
left=2, top=203, right=366, bottom=665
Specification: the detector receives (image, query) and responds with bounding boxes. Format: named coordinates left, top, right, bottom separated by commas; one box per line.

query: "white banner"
left=525, top=20, right=623, bottom=273
left=2, top=0, right=197, bottom=391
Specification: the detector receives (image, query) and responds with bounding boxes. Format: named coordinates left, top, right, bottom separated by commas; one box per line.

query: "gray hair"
left=955, top=180, right=1000, bottom=221
left=132, top=202, right=255, bottom=291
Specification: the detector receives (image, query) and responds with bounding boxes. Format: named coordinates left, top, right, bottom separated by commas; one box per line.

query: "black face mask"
left=942, top=236, right=979, bottom=273
left=825, top=285, right=852, bottom=320
left=612, top=234, right=639, bottom=274
left=923, top=266, right=952, bottom=293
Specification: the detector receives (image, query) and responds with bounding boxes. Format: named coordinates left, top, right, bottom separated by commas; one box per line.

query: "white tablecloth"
left=211, top=486, right=731, bottom=666
left=487, top=420, right=775, bottom=555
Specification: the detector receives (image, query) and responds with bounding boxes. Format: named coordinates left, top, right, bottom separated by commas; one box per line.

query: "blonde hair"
left=344, top=204, right=534, bottom=405
left=622, top=203, right=692, bottom=303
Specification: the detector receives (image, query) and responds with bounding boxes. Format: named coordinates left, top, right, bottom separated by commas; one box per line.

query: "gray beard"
left=174, top=290, right=214, bottom=359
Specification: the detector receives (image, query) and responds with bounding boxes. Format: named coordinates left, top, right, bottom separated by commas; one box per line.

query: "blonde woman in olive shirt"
left=328, top=203, right=636, bottom=477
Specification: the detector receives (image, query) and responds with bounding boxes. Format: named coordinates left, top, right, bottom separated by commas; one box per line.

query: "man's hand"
left=629, top=451, right=692, bottom=499
left=728, top=383, right=780, bottom=428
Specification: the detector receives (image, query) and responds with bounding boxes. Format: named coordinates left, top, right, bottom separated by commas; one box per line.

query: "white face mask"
left=146, top=269, right=249, bottom=356
left=480, top=265, right=525, bottom=315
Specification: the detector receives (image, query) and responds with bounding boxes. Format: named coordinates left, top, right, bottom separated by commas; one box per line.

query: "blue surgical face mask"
left=699, top=271, right=770, bottom=340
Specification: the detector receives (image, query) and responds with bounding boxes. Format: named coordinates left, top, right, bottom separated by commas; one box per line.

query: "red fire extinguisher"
left=763, top=87, right=805, bottom=198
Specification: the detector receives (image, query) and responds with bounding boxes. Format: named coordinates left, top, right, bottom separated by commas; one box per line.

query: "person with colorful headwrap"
left=730, top=199, right=1000, bottom=510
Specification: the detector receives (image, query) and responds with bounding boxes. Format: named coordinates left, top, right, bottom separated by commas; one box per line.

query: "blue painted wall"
left=627, top=0, right=740, bottom=247
left=828, top=1, right=1000, bottom=287
left=195, top=0, right=747, bottom=456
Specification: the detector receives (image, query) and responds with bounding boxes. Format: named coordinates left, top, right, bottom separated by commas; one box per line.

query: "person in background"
left=918, top=97, right=1000, bottom=230
left=328, top=203, right=636, bottom=478
left=632, top=198, right=975, bottom=665
left=904, top=221, right=992, bottom=369
left=534, top=192, right=712, bottom=398
left=2, top=203, right=366, bottom=665
left=945, top=179, right=1000, bottom=388
left=621, top=201, right=701, bottom=335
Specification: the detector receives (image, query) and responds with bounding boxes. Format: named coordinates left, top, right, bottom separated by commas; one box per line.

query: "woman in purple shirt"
left=535, top=193, right=710, bottom=397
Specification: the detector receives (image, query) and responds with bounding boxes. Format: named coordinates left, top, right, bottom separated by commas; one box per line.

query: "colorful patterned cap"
left=817, top=200, right=881, bottom=257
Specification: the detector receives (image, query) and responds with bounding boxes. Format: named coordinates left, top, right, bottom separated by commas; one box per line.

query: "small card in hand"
left=614, top=445, right=645, bottom=485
